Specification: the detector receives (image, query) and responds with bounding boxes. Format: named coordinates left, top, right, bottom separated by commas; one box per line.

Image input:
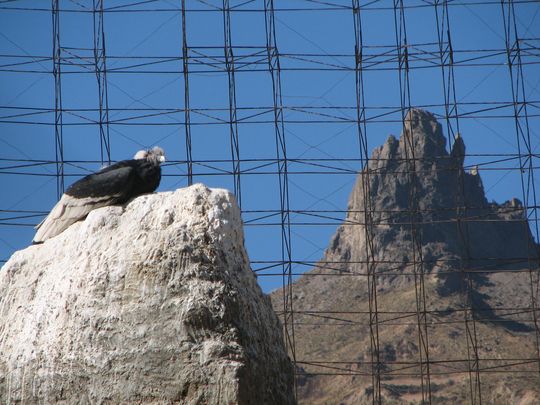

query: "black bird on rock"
left=33, top=146, right=166, bottom=243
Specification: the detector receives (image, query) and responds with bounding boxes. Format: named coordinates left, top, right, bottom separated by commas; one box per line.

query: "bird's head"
left=133, top=146, right=166, bottom=165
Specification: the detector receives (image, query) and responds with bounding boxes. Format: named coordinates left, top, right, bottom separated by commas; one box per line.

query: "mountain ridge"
left=271, top=109, right=540, bottom=404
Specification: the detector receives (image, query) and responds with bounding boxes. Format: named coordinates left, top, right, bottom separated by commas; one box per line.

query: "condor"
left=33, top=147, right=165, bottom=243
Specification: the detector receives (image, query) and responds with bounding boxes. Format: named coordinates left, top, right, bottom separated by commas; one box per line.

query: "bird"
left=33, top=146, right=166, bottom=243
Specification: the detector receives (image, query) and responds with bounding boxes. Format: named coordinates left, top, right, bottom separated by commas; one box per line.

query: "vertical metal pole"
left=434, top=0, right=460, bottom=140
left=93, top=0, right=111, bottom=165
left=222, top=0, right=242, bottom=206
left=52, top=0, right=64, bottom=198
left=501, top=0, right=540, bottom=380
left=434, top=2, right=483, bottom=403
left=352, top=2, right=382, bottom=403
left=264, top=0, right=296, bottom=397
left=181, top=0, right=193, bottom=186
left=392, top=1, right=433, bottom=403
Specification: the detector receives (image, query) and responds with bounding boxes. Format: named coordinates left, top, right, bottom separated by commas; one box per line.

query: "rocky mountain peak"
left=450, top=132, right=466, bottom=167
left=401, top=108, right=448, bottom=160
left=270, top=109, right=539, bottom=404
left=317, top=108, right=536, bottom=295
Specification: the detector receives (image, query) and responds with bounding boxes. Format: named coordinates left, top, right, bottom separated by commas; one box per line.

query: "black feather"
left=33, top=147, right=165, bottom=243
left=66, top=159, right=161, bottom=202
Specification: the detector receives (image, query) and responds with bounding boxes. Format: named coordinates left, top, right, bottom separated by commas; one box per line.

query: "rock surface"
left=272, top=109, right=540, bottom=404
left=0, top=184, right=295, bottom=404
left=333, top=109, right=536, bottom=285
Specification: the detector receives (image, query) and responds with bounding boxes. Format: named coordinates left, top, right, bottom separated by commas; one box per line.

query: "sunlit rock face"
left=0, top=184, right=295, bottom=405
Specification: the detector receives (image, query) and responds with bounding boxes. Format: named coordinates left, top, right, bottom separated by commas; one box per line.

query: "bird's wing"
left=66, top=162, right=138, bottom=199
left=33, top=166, right=137, bottom=243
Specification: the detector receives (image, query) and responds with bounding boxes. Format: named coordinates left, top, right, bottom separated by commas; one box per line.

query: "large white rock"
left=0, top=184, right=294, bottom=404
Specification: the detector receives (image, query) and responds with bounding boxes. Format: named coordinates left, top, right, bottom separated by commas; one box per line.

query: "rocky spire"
left=450, top=133, right=466, bottom=168
left=329, top=108, right=536, bottom=284
left=401, top=108, right=448, bottom=160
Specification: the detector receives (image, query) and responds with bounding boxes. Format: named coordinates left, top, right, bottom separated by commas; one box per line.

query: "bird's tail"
left=33, top=195, right=79, bottom=243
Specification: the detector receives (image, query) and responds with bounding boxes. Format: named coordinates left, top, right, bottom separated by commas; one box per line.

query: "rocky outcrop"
left=0, top=184, right=295, bottom=404
left=326, top=109, right=537, bottom=290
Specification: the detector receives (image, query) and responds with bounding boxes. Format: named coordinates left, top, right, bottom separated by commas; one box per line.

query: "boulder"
left=0, top=184, right=295, bottom=404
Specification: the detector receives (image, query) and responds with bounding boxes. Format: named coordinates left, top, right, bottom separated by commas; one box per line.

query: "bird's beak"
left=159, top=155, right=166, bottom=163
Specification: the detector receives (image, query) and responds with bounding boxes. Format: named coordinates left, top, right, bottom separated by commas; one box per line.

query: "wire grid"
left=1, top=0, right=540, bottom=403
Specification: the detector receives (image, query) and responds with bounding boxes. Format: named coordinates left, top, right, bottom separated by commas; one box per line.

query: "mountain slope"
left=271, top=109, right=540, bottom=404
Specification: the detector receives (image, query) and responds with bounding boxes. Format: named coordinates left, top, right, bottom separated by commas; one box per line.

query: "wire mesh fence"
left=1, top=0, right=539, bottom=403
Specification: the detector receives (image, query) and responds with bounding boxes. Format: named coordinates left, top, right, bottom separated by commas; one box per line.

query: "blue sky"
left=1, top=0, right=539, bottom=292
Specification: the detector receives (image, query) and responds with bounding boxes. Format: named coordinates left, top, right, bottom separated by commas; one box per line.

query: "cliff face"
left=0, top=184, right=295, bottom=404
left=272, top=109, right=540, bottom=404
left=330, top=109, right=535, bottom=286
